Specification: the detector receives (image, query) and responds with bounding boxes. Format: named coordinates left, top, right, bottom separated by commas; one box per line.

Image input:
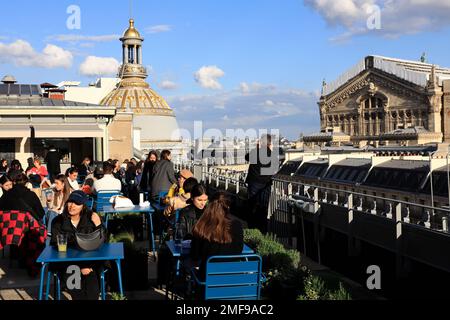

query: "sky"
left=1, top=0, right=450, bottom=139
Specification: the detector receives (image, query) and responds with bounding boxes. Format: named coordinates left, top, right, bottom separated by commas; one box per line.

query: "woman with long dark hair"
left=140, top=150, right=158, bottom=193
left=190, top=192, right=243, bottom=277
left=177, top=183, right=207, bottom=238
left=50, top=190, right=105, bottom=300
left=45, top=174, right=72, bottom=231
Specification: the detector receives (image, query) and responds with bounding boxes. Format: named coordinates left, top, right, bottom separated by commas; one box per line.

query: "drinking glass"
left=57, top=234, right=67, bottom=252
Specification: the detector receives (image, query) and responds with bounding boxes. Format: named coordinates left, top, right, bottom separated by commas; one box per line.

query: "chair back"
left=204, top=254, right=262, bottom=300
left=95, top=190, right=121, bottom=212
left=86, top=196, right=94, bottom=210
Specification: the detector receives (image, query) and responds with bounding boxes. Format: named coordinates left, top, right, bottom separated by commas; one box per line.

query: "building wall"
left=320, top=71, right=431, bottom=143
left=108, top=112, right=133, bottom=160
left=63, top=78, right=120, bottom=105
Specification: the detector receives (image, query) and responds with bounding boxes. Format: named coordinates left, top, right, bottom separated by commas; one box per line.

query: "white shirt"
left=68, top=178, right=79, bottom=191
left=93, top=174, right=122, bottom=194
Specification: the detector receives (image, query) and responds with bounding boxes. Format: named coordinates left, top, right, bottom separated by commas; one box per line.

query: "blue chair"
left=191, top=254, right=263, bottom=300
left=86, top=196, right=94, bottom=210
left=95, top=190, right=122, bottom=213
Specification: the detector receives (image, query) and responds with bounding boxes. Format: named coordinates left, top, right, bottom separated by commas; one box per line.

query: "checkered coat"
left=0, top=210, right=47, bottom=276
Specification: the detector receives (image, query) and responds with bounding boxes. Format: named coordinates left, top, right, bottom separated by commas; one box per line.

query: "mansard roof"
left=322, top=55, right=450, bottom=97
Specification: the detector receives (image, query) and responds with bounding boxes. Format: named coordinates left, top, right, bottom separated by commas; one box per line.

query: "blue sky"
left=1, top=0, right=450, bottom=139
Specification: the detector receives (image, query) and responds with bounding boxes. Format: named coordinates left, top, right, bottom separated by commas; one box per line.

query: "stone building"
left=304, top=56, right=450, bottom=147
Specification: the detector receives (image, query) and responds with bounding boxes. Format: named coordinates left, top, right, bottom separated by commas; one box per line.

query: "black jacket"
left=45, top=149, right=62, bottom=174
left=140, top=161, right=156, bottom=192
left=245, top=146, right=277, bottom=186
left=0, top=184, right=45, bottom=220
left=151, top=160, right=177, bottom=199
left=178, top=205, right=204, bottom=239
left=50, top=209, right=105, bottom=248
left=190, top=218, right=243, bottom=277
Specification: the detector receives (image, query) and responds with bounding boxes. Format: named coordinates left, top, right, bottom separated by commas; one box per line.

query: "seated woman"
left=189, top=192, right=243, bottom=279
left=177, top=183, right=208, bottom=238
left=46, top=174, right=72, bottom=231
left=0, top=172, right=45, bottom=221
left=164, top=177, right=199, bottom=217
left=0, top=174, right=13, bottom=198
left=50, top=190, right=105, bottom=300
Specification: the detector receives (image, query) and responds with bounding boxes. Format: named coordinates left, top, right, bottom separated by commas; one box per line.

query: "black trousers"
left=51, top=263, right=101, bottom=300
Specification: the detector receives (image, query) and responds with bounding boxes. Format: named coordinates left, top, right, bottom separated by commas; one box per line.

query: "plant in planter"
left=297, top=274, right=352, bottom=300
left=110, top=292, right=127, bottom=300
left=108, top=232, right=149, bottom=292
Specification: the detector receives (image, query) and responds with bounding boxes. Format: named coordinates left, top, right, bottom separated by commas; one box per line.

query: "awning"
left=33, top=124, right=104, bottom=138
left=0, top=125, right=31, bottom=138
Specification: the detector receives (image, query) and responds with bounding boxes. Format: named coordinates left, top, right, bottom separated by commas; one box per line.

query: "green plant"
left=243, top=228, right=264, bottom=248
left=110, top=292, right=127, bottom=300
left=109, top=232, right=135, bottom=250
left=297, top=274, right=352, bottom=300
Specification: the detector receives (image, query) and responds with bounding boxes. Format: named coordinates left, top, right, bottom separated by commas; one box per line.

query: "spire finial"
left=129, top=0, right=133, bottom=19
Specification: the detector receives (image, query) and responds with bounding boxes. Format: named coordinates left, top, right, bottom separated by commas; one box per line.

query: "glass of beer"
left=57, top=234, right=68, bottom=252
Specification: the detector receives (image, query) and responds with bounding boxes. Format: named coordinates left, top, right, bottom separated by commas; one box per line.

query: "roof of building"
left=373, top=159, right=430, bottom=171
left=332, top=158, right=372, bottom=167
left=323, top=55, right=450, bottom=96
left=121, top=19, right=142, bottom=39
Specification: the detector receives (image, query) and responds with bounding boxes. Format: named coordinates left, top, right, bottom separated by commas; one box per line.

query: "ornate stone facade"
left=307, top=56, right=450, bottom=147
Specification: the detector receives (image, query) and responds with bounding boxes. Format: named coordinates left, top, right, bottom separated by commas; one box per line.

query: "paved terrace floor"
left=0, top=240, right=167, bottom=301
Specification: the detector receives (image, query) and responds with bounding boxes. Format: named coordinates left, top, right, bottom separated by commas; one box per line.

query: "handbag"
left=75, top=228, right=105, bottom=251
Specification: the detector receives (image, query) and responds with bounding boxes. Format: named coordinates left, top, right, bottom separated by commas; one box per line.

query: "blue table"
left=102, top=205, right=156, bottom=256
left=37, top=243, right=124, bottom=300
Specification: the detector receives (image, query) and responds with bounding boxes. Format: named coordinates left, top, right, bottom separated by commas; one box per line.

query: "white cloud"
left=0, top=39, right=73, bottom=68
left=239, top=82, right=277, bottom=94
left=47, top=34, right=120, bottom=42
left=159, top=80, right=177, bottom=90
left=145, top=25, right=172, bottom=34
left=194, top=66, right=225, bottom=90
left=304, top=0, right=450, bottom=39
left=79, top=56, right=120, bottom=77
left=167, top=83, right=319, bottom=139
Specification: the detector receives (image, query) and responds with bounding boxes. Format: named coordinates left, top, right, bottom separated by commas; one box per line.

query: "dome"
left=122, top=19, right=142, bottom=39
left=100, top=80, right=175, bottom=116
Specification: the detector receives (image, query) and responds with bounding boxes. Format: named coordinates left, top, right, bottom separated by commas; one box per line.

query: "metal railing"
left=269, top=177, right=450, bottom=234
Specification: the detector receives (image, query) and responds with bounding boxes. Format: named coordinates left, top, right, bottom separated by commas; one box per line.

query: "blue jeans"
left=45, top=210, right=59, bottom=235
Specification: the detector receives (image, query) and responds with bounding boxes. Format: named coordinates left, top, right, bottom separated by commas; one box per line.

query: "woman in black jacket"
left=0, top=173, right=45, bottom=220
left=140, top=150, right=158, bottom=193
left=190, top=192, right=243, bottom=279
left=50, top=190, right=105, bottom=300
left=178, top=184, right=208, bottom=239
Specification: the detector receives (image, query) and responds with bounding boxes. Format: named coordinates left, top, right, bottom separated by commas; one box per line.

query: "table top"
left=37, top=243, right=124, bottom=263
left=166, top=240, right=254, bottom=257
left=102, top=205, right=154, bottom=213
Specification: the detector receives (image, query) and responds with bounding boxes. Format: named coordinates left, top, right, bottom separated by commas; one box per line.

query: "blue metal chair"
left=86, top=195, right=94, bottom=210
left=191, top=254, right=263, bottom=300
left=95, top=190, right=122, bottom=213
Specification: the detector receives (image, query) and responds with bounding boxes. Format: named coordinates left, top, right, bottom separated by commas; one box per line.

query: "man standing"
left=245, top=134, right=280, bottom=233
left=45, top=145, right=61, bottom=183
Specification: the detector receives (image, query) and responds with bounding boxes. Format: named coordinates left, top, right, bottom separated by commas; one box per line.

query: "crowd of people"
left=0, top=135, right=279, bottom=300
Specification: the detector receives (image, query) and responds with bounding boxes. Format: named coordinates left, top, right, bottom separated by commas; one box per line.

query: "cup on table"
left=57, top=234, right=68, bottom=252
left=174, top=223, right=185, bottom=250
